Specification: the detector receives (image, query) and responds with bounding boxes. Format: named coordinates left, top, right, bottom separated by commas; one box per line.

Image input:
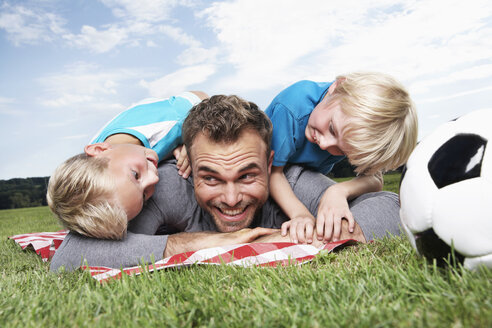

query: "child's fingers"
left=333, top=218, right=342, bottom=242
left=181, top=164, right=192, bottom=179
left=296, top=223, right=307, bottom=244
left=179, top=156, right=191, bottom=178
left=346, top=212, right=355, bottom=233
left=323, top=215, right=334, bottom=242
left=305, top=222, right=314, bottom=244
left=316, top=216, right=325, bottom=241
left=281, top=221, right=290, bottom=236
left=289, top=222, right=299, bottom=244
left=176, top=155, right=184, bottom=168
left=173, top=146, right=181, bottom=158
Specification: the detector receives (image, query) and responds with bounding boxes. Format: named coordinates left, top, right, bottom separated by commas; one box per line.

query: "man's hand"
left=317, top=185, right=355, bottom=242
left=172, top=145, right=191, bottom=178
left=164, top=227, right=277, bottom=257
left=280, top=214, right=316, bottom=244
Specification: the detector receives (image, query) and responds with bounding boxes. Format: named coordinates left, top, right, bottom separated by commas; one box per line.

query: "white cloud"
left=63, top=24, right=129, bottom=53
left=101, top=0, right=184, bottom=22
left=0, top=96, right=25, bottom=116
left=420, top=85, right=492, bottom=103
left=319, top=0, right=492, bottom=80
left=38, top=62, right=144, bottom=111
left=198, top=0, right=492, bottom=93
left=177, top=46, right=218, bottom=66
left=158, top=25, right=200, bottom=47
left=0, top=3, right=67, bottom=45
left=140, top=64, right=216, bottom=97
left=0, top=96, right=14, bottom=104
left=410, top=64, right=492, bottom=94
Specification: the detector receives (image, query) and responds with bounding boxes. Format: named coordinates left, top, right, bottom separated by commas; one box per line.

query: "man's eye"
left=240, top=173, right=255, bottom=181
left=132, top=170, right=140, bottom=180
left=204, top=176, right=217, bottom=182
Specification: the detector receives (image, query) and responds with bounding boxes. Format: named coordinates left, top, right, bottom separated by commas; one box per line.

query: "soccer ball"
left=399, top=109, right=492, bottom=270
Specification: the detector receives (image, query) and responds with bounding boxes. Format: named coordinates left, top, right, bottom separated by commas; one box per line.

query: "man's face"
left=189, top=129, right=273, bottom=232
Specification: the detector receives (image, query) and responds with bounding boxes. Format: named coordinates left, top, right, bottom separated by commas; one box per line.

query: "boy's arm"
left=190, top=91, right=208, bottom=100
left=270, top=166, right=316, bottom=243
left=317, top=174, right=383, bottom=241
left=173, top=91, right=208, bottom=178
left=331, top=173, right=383, bottom=200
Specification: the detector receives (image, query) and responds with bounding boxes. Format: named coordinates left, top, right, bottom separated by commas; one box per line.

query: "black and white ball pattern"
left=399, top=109, right=492, bottom=270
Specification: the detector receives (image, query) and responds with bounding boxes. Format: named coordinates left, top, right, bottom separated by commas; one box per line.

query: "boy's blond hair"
left=47, top=153, right=128, bottom=240
left=332, top=72, right=418, bottom=175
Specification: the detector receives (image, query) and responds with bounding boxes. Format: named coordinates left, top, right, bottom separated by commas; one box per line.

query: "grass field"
left=1, top=173, right=491, bottom=327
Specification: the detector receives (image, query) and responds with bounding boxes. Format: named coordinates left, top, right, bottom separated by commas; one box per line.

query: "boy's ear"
left=327, top=77, right=346, bottom=95
left=84, top=142, right=112, bottom=157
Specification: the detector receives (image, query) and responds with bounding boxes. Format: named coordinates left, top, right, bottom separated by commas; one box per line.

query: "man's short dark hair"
left=183, top=95, right=272, bottom=156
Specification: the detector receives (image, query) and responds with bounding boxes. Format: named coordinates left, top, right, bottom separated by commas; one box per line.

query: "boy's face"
left=91, top=143, right=160, bottom=221
left=305, top=96, right=351, bottom=157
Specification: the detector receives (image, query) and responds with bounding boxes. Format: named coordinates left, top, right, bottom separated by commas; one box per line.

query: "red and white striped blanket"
left=9, top=231, right=355, bottom=283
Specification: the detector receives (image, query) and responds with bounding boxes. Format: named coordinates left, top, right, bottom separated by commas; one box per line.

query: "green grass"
left=1, top=175, right=491, bottom=327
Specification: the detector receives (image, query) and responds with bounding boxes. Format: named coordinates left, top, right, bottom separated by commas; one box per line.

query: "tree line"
left=0, top=177, right=49, bottom=209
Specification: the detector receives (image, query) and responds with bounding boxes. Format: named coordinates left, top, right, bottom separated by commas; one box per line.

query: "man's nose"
left=222, top=183, right=242, bottom=207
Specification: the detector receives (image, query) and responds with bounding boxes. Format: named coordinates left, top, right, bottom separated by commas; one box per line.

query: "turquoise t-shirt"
left=90, top=92, right=201, bottom=161
left=264, top=80, right=345, bottom=175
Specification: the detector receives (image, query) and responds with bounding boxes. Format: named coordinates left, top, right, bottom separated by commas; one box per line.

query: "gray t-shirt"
left=50, top=160, right=401, bottom=271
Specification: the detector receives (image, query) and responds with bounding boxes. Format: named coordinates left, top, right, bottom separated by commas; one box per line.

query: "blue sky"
left=1, top=0, right=491, bottom=179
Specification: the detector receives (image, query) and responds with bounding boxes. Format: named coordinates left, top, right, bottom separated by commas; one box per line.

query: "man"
left=50, top=95, right=400, bottom=272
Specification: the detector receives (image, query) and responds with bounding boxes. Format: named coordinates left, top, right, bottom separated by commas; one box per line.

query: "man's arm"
left=50, top=231, right=169, bottom=272
left=163, top=228, right=277, bottom=257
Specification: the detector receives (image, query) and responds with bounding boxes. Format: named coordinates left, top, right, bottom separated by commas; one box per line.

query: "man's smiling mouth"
left=215, top=205, right=249, bottom=222
left=221, top=208, right=244, bottom=216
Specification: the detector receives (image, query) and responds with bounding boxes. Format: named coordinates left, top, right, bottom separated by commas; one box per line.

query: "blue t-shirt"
left=90, top=92, right=201, bottom=161
left=265, top=80, right=345, bottom=175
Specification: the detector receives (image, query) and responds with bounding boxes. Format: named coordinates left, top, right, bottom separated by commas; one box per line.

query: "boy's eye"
left=329, top=122, right=336, bottom=136
left=132, top=170, right=140, bottom=180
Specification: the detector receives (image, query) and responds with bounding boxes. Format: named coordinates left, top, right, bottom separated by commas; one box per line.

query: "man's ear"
left=267, top=150, right=274, bottom=174
left=84, top=142, right=112, bottom=157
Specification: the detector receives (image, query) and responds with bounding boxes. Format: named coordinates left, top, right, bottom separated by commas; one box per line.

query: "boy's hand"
left=173, top=145, right=191, bottom=179
left=281, top=214, right=316, bottom=244
left=317, top=186, right=355, bottom=242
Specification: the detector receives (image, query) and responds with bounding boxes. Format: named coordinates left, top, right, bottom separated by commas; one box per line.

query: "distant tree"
left=0, top=177, right=49, bottom=209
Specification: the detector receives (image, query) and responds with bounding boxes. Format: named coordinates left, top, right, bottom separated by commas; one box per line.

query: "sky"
left=1, top=0, right=491, bottom=179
